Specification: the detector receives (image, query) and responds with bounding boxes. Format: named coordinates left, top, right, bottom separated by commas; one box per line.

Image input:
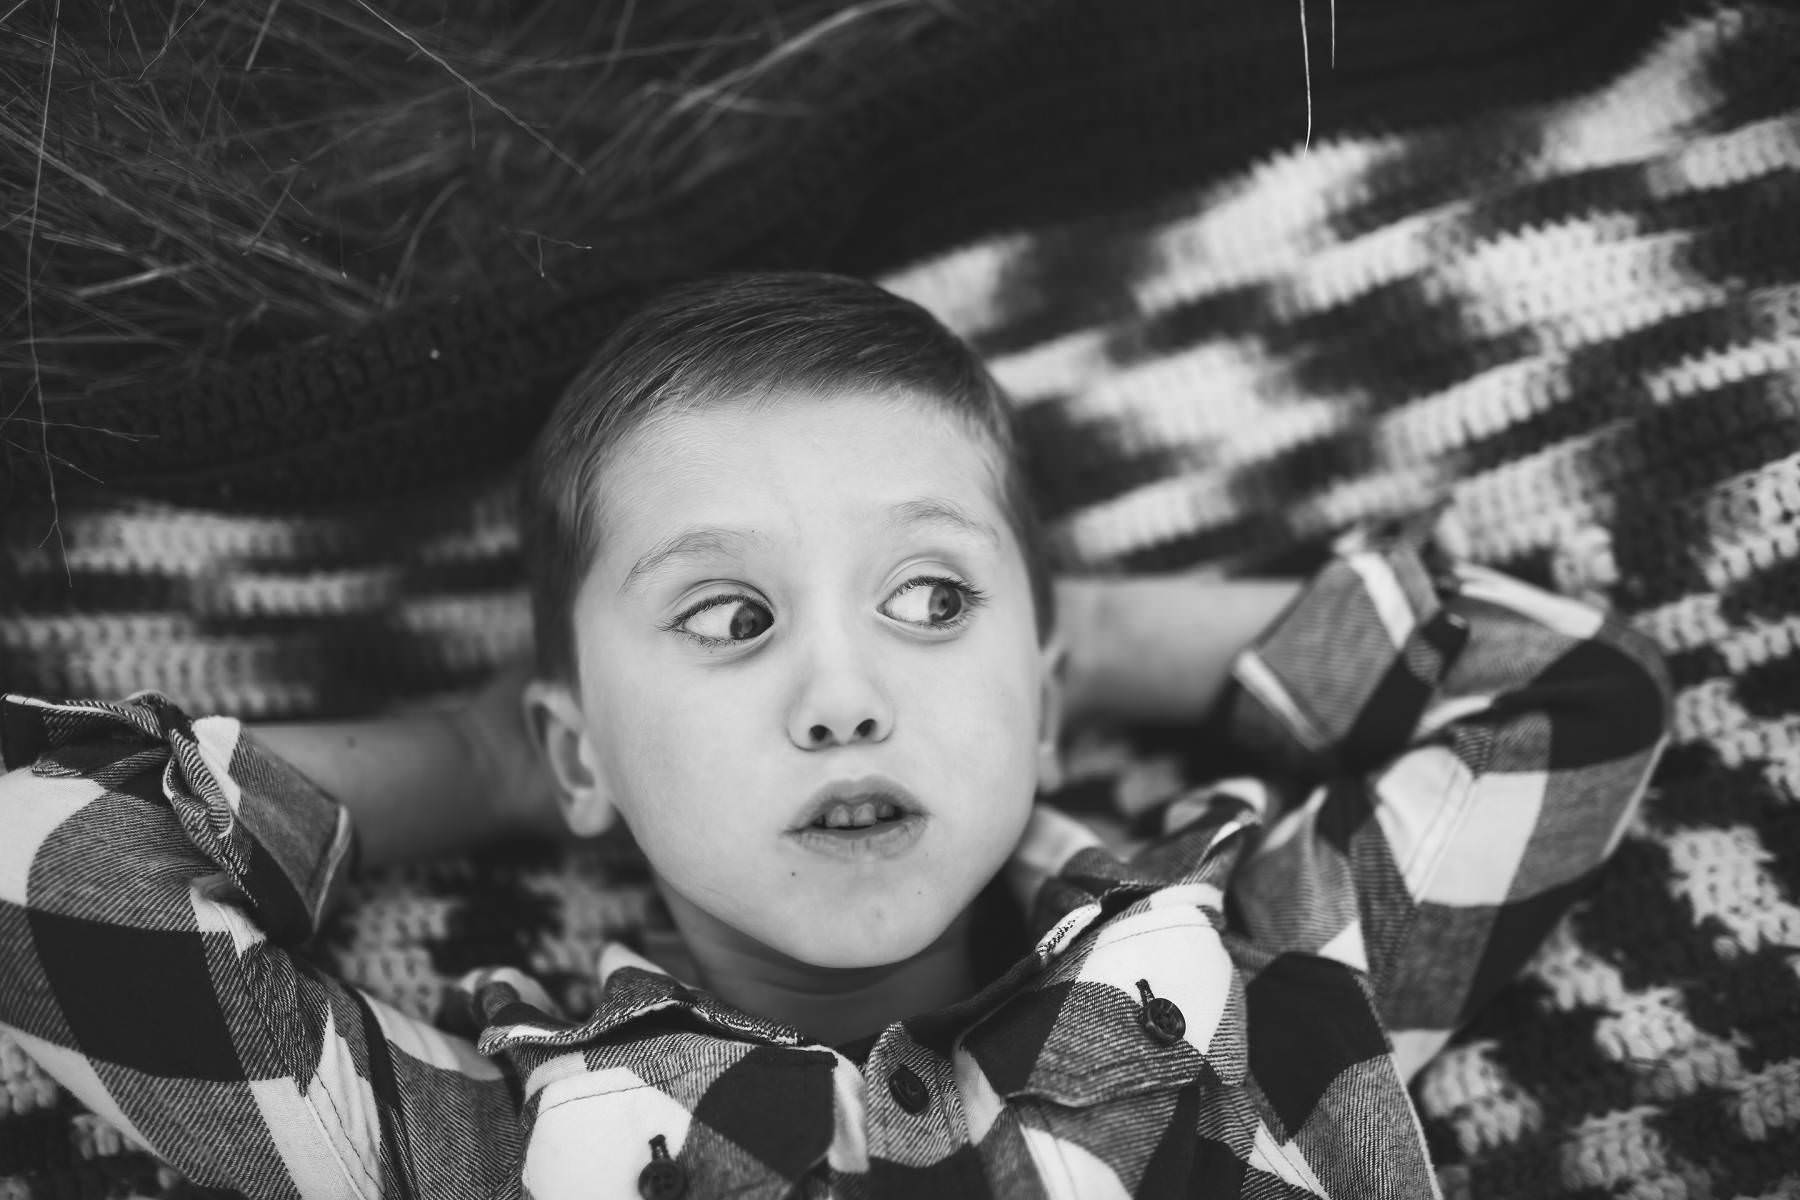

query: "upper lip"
left=790, top=775, right=922, bottom=831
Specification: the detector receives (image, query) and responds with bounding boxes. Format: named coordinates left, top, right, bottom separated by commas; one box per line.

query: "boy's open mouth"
left=809, top=798, right=904, bottom=830
left=791, top=775, right=921, bottom=833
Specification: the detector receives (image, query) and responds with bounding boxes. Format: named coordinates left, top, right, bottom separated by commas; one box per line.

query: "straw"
left=1, top=0, right=945, bottom=405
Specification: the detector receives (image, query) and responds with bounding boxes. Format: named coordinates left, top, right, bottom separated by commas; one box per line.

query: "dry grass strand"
left=2, top=0, right=948, bottom=404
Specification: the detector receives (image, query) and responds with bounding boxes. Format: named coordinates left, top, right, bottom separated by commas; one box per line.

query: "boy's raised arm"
left=1215, top=512, right=1673, bottom=1079
left=1056, top=572, right=1304, bottom=735
left=0, top=692, right=524, bottom=1199
left=250, top=662, right=566, bottom=869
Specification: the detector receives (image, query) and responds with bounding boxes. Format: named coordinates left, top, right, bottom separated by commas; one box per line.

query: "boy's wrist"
left=438, top=706, right=504, bottom=828
left=1053, top=577, right=1111, bottom=731
left=449, top=670, right=566, bottom=841
left=1055, top=572, right=1303, bottom=730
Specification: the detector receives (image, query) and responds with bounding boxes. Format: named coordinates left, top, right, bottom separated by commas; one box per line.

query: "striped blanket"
left=3, top=4, right=1799, bottom=1196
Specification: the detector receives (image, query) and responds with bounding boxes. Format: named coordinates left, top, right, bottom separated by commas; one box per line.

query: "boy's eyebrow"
left=887, top=497, right=1000, bottom=548
left=620, top=528, right=751, bottom=595
left=619, top=497, right=999, bottom=595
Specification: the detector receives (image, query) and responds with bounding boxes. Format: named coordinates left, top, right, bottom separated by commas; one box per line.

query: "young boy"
left=0, top=272, right=1669, bottom=1199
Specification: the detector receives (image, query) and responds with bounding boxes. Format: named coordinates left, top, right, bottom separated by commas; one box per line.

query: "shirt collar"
left=474, top=789, right=1263, bottom=1057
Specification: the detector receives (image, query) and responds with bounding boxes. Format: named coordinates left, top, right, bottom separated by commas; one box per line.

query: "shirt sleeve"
left=0, top=692, right=523, bottom=1200
left=1215, top=510, right=1673, bottom=1080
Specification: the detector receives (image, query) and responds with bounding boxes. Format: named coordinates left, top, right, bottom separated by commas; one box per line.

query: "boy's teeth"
left=815, top=799, right=899, bottom=829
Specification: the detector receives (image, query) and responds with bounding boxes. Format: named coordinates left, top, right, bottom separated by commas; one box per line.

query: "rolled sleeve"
left=1220, top=516, right=1673, bottom=1079
left=2, top=692, right=355, bottom=945
left=0, top=692, right=522, bottom=1199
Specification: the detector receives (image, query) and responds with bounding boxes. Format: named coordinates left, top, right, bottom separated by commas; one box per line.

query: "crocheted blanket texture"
left=3, top=4, right=1800, bottom=1197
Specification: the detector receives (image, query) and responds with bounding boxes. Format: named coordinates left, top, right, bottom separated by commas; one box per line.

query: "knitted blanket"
left=4, top=3, right=1800, bottom=1197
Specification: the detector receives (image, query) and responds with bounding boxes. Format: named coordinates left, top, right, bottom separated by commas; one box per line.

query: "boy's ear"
left=521, top=679, right=615, bottom=837
left=1035, top=634, right=1069, bottom=795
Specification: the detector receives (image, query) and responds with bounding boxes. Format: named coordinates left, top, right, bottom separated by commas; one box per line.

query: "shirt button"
left=888, top=1065, right=931, bottom=1114
left=1136, top=979, right=1186, bottom=1045
left=639, top=1135, right=686, bottom=1200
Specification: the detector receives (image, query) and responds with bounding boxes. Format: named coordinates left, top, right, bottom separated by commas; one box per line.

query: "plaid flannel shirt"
left=0, top=521, right=1671, bottom=1200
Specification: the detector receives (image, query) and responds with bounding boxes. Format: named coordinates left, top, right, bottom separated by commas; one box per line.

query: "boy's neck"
left=655, top=886, right=978, bottom=1048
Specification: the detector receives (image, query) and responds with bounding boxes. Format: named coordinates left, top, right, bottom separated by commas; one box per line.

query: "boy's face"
left=538, top=390, right=1059, bottom=971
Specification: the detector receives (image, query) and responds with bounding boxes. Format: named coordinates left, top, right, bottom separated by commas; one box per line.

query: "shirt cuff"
left=0, top=691, right=356, bottom=945
left=1225, top=509, right=1472, bottom=778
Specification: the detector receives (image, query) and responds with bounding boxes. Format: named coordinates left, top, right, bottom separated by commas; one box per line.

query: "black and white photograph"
left=1, top=1, right=1794, bottom=1195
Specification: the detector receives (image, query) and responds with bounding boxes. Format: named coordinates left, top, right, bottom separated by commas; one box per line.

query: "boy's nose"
left=795, top=686, right=891, bottom=747
left=788, top=632, right=894, bottom=749
left=804, top=716, right=883, bottom=747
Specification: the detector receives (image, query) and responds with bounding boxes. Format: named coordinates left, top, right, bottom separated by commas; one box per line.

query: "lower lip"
left=786, top=814, right=927, bottom=862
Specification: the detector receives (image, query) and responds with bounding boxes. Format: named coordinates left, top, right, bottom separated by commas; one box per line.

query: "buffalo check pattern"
left=0, top=520, right=1669, bottom=1199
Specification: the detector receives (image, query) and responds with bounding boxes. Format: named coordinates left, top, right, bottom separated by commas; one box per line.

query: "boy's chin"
left=788, top=935, right=929, bottom=971
left=778, top=908, right=968, bottom=972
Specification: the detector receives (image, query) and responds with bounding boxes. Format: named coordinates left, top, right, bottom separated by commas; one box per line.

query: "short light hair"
left=522, top=271, right=1056, bottom=684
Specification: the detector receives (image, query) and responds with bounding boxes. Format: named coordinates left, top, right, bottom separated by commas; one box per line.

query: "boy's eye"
left=883, top=577, right=973, bottom=626
left=667, top=575, right=987, bottom=648
left=678, top=596, right=774, bottom=644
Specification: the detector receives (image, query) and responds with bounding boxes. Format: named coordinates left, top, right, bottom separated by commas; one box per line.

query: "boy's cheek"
left=615, top=745, right=768, bottom=865
left=950, top=675, right=1041, bottom=786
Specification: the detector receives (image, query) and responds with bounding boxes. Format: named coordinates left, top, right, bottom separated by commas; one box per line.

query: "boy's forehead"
left=607, top=390, right=1008, bottom=510
left=590, top=396, right=1018, bottom=585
